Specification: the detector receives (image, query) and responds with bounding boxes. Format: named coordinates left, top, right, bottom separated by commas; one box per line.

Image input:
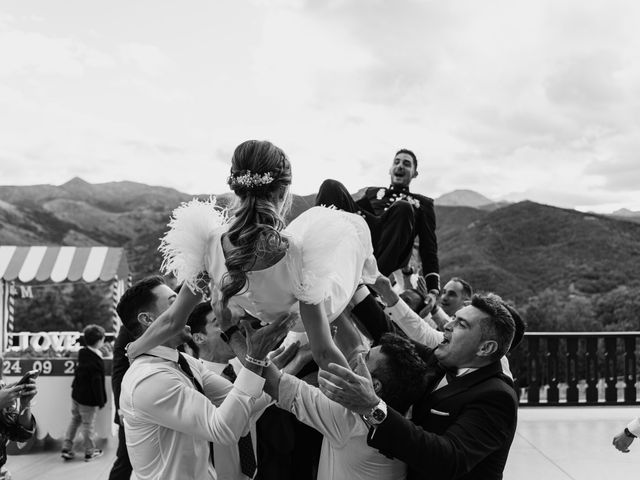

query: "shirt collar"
left=457, top=367, right=478, bottom=377
left=388, top=184, right=410, bottom=194
left=146, top=345, right=179, bottom=363
left=200, top=359, right=227, bottom=375
left=87, top=346, right=103, bottom=358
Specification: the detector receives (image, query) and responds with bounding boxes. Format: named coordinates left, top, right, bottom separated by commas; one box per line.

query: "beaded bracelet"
left=245, top=354, right=271, bottom=368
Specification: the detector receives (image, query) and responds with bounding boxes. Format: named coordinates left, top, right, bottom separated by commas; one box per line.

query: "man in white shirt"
left=319, top=293, right=519, bottom=480
left=352, top=275, right=524, bottom=378
left=118, top=278, right=287, bottom=480
left=186, top=302, right=261, bottom=480
left=261, top=333, right=429, bottom=480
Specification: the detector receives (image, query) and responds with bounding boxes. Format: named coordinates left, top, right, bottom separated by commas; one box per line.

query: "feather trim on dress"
left=159, top=197, right=228, bottom=294
left=286, top=206, right=378, bottom=306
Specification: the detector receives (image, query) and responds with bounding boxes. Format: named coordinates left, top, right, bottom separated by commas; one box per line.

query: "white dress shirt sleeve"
left=384, top=298, right=444, bottom=348
left=627, top=417, right=640, bottom=437
left=277, top=373, right=359, bottom=448
left=131, top=365, right=265, bottom=446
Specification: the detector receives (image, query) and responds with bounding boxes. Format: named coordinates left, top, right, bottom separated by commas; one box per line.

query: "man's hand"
left=613, top=430, right=635, bottom=452
left=367, top=274, right=399, bottom=306
left=18, top=378, right=37, bottom=408
left=242, top=314, right=296, bottom=361
left=0, top=384, right=25, bottom=410
left=270, top=342, right=314, bottom=376
left=318, top=354, right=380, bottom=415
left=423, top=292, right=437, bottom=312
left=269, top=342, right=300, bottom=369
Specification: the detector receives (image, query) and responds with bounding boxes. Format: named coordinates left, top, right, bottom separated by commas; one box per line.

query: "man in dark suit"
left=108, top=319, right=134, bottom=479
left=319, top=293, right=518, bottom=480
left=316, top=148, right=440, bottom=305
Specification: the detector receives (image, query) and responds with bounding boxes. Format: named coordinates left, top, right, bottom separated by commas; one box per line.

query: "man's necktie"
left=177, top=353, right=215, bottom=468
left=222, top=363, right=237, bottom=382
left=221, top=363, right=257, bottom=478
left=445, top=366, right=458, bottom=384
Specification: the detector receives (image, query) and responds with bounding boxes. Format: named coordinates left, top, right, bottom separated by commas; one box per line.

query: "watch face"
left=372, top=408, right=386, bottom=422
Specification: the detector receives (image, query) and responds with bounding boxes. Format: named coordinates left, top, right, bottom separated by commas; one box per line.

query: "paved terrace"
left=6, top=406, right=640, bottom=480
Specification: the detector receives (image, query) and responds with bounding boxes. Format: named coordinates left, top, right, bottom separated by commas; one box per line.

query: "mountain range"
left=2, top=178, right=640, bottom=304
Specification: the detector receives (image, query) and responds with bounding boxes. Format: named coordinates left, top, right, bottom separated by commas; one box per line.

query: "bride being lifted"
left=127, top=139, right=378, bottom=369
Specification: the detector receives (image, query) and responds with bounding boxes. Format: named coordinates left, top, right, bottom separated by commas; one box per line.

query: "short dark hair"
left=503, top=303, right=526, bottom=352
left=449, top=277, right=473, bottom=299
left=83, top=324, right=105, bottom=346
left=395, top=148, right=418, bottom=170
left=116, top=275, right=166, bottom=337
left=187, top=302, right=214, bottom=335
left=373, top=333, right=427, bottom=414
left=471, top=293, right=515, bottom=360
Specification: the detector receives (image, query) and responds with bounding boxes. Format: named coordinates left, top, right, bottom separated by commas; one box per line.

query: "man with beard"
left=319, top=293, right=519, bottom=480
left=316, top=148, right=440, bottom=308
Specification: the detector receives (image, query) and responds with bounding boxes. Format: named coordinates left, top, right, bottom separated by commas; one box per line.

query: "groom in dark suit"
left=316, top=148, right=440, bottom=305
left=319, top=293, right=518, bottom=480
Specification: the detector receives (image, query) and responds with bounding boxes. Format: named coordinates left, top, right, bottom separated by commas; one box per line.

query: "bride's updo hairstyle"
left=221, top=140, right=292, bottom=306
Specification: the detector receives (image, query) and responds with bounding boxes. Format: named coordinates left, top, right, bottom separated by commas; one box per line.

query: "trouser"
left=108, top=424, right=132, bottom=480
left=63, top=399, right=98, bottom=454
left=316, top=179, right=416, bottom=276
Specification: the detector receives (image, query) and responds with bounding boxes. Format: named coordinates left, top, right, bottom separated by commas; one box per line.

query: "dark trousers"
left=256, top=359, right=323, bottom=480
left=108, top=424, right=132, bottom=480
left=316, top=179, right=416, bottom=276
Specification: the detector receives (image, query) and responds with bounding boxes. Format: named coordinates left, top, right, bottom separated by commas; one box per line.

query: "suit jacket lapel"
left=425, top=361, right=507, bottom=406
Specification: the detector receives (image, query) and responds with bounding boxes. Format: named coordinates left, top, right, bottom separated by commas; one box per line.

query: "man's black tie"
left=222, top=363, right=237, bottom=382
left=176, top=353, right=215, bottom=468
left=221, top=363, right=257, bottom=478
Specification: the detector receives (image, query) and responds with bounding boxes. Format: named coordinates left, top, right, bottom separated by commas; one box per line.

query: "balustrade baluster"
left=527, top=336, right=540, bottom=405
left=585, top=336, right=598, bottom=403
left=566, top=337, right=578, bottom=402
left=547, top=337, right=559, bottom=404
left=604, top=337, right=618, bottom=403
left=624, top=337, right=636, bottom=404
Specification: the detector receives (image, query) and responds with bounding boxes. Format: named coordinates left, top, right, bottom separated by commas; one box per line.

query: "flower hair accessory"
left=228, top=170, right=275, bottom=190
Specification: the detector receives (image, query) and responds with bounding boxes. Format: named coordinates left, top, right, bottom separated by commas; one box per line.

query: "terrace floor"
left=5, top=406, right=640, bottom=479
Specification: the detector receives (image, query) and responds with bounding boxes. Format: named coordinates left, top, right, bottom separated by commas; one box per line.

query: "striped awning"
left=0, top=246, right=129, bottom=283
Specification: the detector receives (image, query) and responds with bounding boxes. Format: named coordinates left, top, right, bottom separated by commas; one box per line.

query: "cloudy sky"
left=1, top=0, right=639, bottom=212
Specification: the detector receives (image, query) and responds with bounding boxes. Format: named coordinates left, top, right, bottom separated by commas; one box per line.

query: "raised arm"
left=127, top=285, right=202, bottom=358
left=299, top=302, right=350, bottom=370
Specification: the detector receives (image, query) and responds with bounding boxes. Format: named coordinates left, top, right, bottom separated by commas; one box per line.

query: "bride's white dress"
left=159, top=200, right=378, bottom=341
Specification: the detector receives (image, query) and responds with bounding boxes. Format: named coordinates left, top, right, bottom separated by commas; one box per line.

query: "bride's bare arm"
left=127, top=285, right=202, bottom=357
left=299, top=302, right=349, bottom=371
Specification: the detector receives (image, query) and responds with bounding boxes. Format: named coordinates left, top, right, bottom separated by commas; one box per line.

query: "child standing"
left=61, top=324, right=107, bottom=461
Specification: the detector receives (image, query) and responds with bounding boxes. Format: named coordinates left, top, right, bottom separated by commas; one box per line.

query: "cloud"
left=118, top=42, right=172, bottom=76
left=0, top=28, right=115, bottom=78
left=1, top=0, right=639, bottom=213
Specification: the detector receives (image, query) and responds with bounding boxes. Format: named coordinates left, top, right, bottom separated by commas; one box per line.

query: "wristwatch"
left=362, top=399, right=387, bottom=426
left=625, top=427, right=637, bottom=438
left=219, top=325, right=240, bottom=343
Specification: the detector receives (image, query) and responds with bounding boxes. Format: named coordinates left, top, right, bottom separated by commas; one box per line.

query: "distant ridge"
left=436, top=189, right=494, bottom=208
left=1, top=178, right=639, bottom=306
left=612, top=208, right=640, bottom=217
